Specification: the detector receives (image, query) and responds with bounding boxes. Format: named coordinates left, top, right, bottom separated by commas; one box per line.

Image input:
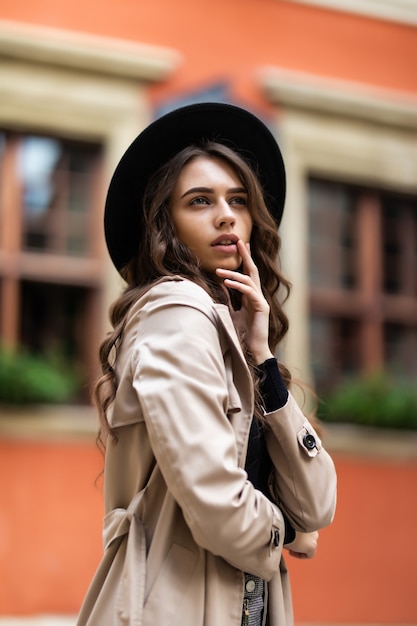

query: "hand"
left=284, top=531, right=319, bottom=559
left=215, top=240, right=273, bottom=364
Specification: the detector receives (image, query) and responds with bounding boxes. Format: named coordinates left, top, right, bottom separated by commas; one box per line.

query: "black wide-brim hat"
left=104, top=102, right=286, bottom=272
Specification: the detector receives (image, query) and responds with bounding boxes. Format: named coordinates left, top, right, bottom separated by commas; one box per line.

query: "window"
left=0, top=130, right=103, bottom=400
left=0, top=21, right=178, bottom=408
left=308, top=178, right=417, bottom=393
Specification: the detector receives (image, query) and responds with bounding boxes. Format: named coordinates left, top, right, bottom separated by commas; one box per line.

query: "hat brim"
left=104, top=102, right=286, bottom=271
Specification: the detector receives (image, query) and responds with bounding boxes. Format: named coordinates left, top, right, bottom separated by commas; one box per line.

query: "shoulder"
left=129, top=276, right=217, bottom=321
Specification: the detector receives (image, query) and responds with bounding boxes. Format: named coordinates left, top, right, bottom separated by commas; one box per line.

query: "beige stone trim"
left=286, top=0, right=417, bottom=26
left=260, top=69, right=417, bottom=384
left=261, top=68, right=417, bottom=130
left=0, top=618, right=76, bottom=625
left=0, top=406, right=97, bottom=441
left=324, top=423, right=417, bottom=459
left=0, top=19, right=180, bottom=80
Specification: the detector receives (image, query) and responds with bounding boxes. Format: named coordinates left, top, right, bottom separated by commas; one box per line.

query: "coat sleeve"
left=130, top=283, right=284, bottom=580
left=265, top=395, right=337, bottom=532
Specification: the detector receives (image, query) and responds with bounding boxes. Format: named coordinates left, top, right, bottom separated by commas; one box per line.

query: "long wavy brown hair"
left=95, top=141, right=293, bottom=448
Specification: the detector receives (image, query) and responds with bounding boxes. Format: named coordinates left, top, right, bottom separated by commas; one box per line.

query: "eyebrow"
left=180, top=186, right=247, bottom=199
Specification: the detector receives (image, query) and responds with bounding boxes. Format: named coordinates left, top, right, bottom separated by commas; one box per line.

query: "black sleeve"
left=257, top=357, right=289, bottom=413
left=257, top=358, right=294, bottom=543
left=283, top=515, right=296, bottom=544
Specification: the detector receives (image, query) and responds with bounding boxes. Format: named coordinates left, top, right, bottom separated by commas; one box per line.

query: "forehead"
left=175, top=155, right=244, bottom=188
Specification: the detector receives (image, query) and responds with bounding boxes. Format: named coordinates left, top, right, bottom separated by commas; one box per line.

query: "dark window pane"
left=385, top=323, right=417, bottom=379
left=382, top=196, right=417, bottom=296
left=20, top=279, right=87, bottom=373
left=311, top=314, right=361, bottom=392
left=309, top=178, right=357, bottom=290
left=18, top=136, right=100, bottom=256
left=18, top=136, right=61, bottom=224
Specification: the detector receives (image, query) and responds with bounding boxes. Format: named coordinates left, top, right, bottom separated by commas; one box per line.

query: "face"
left=170, top=156, right=253, bottom=273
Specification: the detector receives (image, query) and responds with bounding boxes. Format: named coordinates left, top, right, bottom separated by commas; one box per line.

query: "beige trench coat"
left=77, top=277, right=336, bottom=626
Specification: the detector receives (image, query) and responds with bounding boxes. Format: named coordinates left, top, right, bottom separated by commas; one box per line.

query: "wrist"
left=253, top=349, right=274, bottom=365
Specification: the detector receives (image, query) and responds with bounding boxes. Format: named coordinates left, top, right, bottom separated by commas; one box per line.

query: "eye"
left=229, top=196, right=248, bottom=206
left=190, top=196, right=210, bottom=206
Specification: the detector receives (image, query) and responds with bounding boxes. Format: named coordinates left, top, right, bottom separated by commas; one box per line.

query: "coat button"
left=245, top=579, right=256, bottom=592
left=273, top=530, right=280, bottom=546
left=303, top=433, right=316, bottom=450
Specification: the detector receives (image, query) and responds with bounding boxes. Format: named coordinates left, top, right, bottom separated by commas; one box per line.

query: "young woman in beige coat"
left=77, top=102, right=337, bottom=626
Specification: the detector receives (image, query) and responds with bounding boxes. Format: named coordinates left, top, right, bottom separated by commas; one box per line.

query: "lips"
left=211, top=234, right=239, bottom=247
left=210, top=234, right=240, bottom=255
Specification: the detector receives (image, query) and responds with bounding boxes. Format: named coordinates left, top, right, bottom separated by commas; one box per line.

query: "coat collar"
left=137, top=276, right=255, bottom=467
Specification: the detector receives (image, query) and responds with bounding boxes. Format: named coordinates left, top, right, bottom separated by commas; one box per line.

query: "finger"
left=216, top=272, right=258, bottom=293
left=215, top=268, right=267, bottom=310
left=216, top=271, right=262, bottom=298
left=236, top=240, right=261, bottom=283
left=289, top=551, right=308, bottom=559
left=221, top=278, right=259, bottom=297
left=215, top=267, right=254, bottom=285
left=236, top=239, right=254, bottom=267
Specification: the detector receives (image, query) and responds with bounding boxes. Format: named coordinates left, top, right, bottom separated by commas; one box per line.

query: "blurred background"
left=0, top=0, right=416, bottom=624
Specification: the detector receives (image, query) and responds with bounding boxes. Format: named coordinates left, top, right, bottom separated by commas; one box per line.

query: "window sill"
left=1, top=405, right=416, bottom=458
left=0, top=404, right=97, bottom=441
left=324, top=422, right=417, bottom=459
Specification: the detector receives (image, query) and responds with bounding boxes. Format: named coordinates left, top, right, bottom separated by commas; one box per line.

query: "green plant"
left=0, top=347, right=80, bottom=405
left=319, top=372, right=417, bottom=430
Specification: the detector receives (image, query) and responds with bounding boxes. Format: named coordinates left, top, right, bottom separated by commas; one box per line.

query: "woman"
left=77, top=102, right=337, bottom=626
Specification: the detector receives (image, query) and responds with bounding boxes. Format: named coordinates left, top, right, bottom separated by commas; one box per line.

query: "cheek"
left=244, top=214, right=253, bottom=238
left=172, top=218, right=193, bottom=247
left=170, top=209, right=184, bottom=236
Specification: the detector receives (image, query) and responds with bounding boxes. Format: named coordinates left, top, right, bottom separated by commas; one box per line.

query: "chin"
left=223, top=259, right=241, bottom=271
left=201, top=255, right=241, bottom=274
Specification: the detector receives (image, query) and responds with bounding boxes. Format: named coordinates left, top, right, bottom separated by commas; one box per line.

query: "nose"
left=215, top=199, right=236, bottom=228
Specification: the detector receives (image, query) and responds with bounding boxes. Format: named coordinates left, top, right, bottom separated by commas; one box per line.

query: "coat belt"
left=102, top=490, right=147, bottom=626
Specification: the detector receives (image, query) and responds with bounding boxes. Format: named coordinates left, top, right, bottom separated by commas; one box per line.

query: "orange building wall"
left=0, top=441, right=103, bottom=615
left=0, top=2, right=416, bottom=623
left=0, top=0, right=416, bottom=109
left=0, top=439, right=416, bottom=624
